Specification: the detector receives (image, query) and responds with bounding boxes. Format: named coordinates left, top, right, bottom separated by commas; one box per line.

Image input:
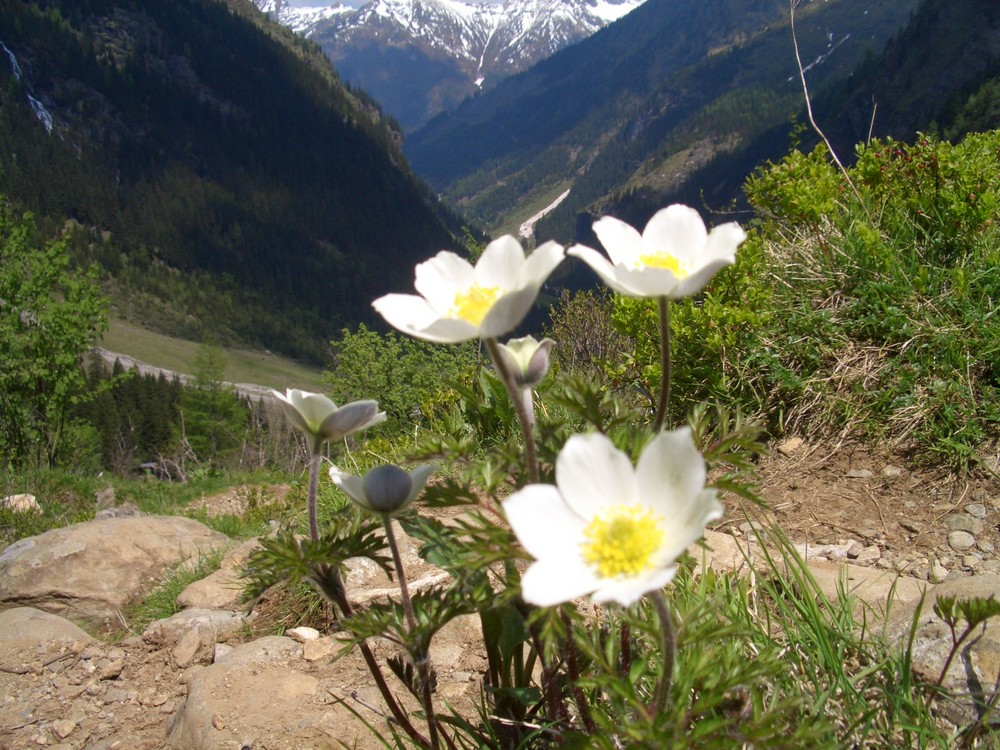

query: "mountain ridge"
left=256, top=0, right=645, bottom=129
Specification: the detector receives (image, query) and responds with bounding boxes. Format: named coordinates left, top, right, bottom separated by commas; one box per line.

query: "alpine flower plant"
left=503, top=428, right=722, bottom=607
left=567, top=204, right=746, bottom=299
left=372, top=235, right=564, bottom=343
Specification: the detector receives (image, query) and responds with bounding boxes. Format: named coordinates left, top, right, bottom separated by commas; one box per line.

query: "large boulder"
left=0, top=516, right=229, bottom=628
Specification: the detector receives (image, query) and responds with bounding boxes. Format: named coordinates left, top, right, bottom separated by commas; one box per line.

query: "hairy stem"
left=484, top=337, right=539, bottom=484
left=327, top=569, right=431, bottom=748
left=650, top=590, right=677, bottom=717
left=561, top=612, right=596, bottom=734
left=307, top=450, right=321, bottom=542
left=652, top=297, right=672, bottom=432
left=384, top=517, right=441, bottom=750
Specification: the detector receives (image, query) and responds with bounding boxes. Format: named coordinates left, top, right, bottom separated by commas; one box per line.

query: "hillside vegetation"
left=0, top=0, right=465, bottom=362
left=405, top=0, right=918, bottom=238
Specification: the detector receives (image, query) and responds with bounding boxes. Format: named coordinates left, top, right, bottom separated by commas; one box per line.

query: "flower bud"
left=329, top=463, right=435, bottom=516
left=496, top=336, right=555, bottom=388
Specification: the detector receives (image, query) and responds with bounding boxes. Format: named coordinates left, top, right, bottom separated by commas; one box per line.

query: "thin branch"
left=789, top=0, right=867, bottom=211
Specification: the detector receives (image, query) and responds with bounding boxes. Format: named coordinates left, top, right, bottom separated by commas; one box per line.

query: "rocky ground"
left=1, top=441, right=998, bottom=750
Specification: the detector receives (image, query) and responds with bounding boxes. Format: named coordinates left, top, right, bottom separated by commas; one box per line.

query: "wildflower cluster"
left=260, top=205, right=752, bottom=748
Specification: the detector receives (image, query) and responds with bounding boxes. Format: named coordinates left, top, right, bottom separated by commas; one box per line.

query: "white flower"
left=567, top=204, right=746, bottom=299
left=271, top=389, right=385, bottom=449
left=503, top=428, right=722, bottom=607
left=495, top=335, right=555, bottom=388
left=329, top=464, right=435, bottom=516
left=372, top=236, right=564, bottom=343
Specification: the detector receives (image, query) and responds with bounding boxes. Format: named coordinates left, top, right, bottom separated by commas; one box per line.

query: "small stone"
left=286, top=627, right=320, bottom=643
left=777, top=437, right=804, bottom=456
left=881, top=464, right=903, bottom=477
left=211, top=713, right=226, bottom=730
left=172, top=630, right=203, bottom=669
left=964, top=503, right=988, bottom=519
left=979, top=540, right=995, bottom=554
left=855, top=545, right=882, bottom=564
left=946, top=514, right=983, bottom=535
left=900, top=520, right=923, bottom=534
left=948, top=530, right=976, bottom=551
left=303, top=637, right=337, bottom=662
left=962, top=555, right=983, bottom=569
left=99, top=658, right=124, bottom=680
left=847, top=468, right=873, bottom=479
left=847, top=540, right=865, bottom=559
left=51, top=719, right=77, bottom=739
left=930, top=561, right=949, bottom=583
left=982, top=560, right=1000, bottom=573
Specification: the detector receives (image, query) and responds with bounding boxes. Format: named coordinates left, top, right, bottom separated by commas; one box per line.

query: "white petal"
left=295, top=392, right=339, bottom=433
left=329, top=467, right=369, bottom=508
left=478, top=286, right=537, bottom=339
left=642, top=205, right=707, bottom=263
left=668, top=258, right=735, bottom=299
left=520, top=558, right=600, bottom=607
left=411, top=317, right=480, bottom=343
left=373, top=294, right=477, bottom=343
left=556, top=433, right=637, bottom=519
left=520, top=240, right=564, bottom=286
left=654, top=488, right=723, bottom=564
left=703, top=222, right=746, bottom=260
left=414, top=251, right=475, bottom=313
left=405, top=465, right=436, bottom=505
left=635, top=427, right=706, bottom=514
left=504, top=485, right=586, bottom=561
left=475, top=236, right=525, bottom=290
left=373, top=293, right=443, bottom=333
left=592, top=216, right=643, bottom=266
left=320, top=401, right=385, bottom=441
left=567, top=244, right=639, bottom=296
left=592, top=566, right=677, bottom=607
left=610, top=264, right=682, bottom=297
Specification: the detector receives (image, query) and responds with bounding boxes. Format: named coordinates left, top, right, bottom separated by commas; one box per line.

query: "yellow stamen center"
left=451, top=284, right=501, bottom=326
left=582, top=504, right=663, bottom=579
left=638, top=250, right=689, bottom=278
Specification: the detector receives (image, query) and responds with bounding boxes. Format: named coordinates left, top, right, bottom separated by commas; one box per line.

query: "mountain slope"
left=259, top=0, right=644, bottom=131
left=404, top=0, right=918, bottom=237
left=0, top=0, right=461, bottom=362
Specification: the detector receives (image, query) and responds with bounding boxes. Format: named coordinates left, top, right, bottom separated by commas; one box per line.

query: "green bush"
left=606, top=131, right=1000, bottom=466
left=324, top=324, right=477, bottom=435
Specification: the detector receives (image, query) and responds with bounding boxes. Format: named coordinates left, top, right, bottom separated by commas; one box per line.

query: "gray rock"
left=965, top=503, right=988, bottom=519
left=947, top=514, right=984, bottom=535
left=881, top=464, right=904, bottom=477
left=847, top=468, right=873, bottom=479
left=949, top=530, right=977, bottom=552
left=0, top=516, right=229, bottom=627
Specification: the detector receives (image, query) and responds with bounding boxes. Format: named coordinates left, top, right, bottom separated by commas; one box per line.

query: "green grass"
left=100, top=317, right=324, bottom=390
left=122, top=547, right=228, bottom=635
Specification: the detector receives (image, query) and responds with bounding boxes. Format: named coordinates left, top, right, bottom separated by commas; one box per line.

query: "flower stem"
left=384, top=517, right=441, bottom=750
left=652, top=297, right=672, bottom=432
left=321, top=568, right=430, bottom=748
left=484, top=337, right=539, bottom=484
left=649, top=590, right=676, bottom=717
left=307, top=451, right=321, bottom=542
